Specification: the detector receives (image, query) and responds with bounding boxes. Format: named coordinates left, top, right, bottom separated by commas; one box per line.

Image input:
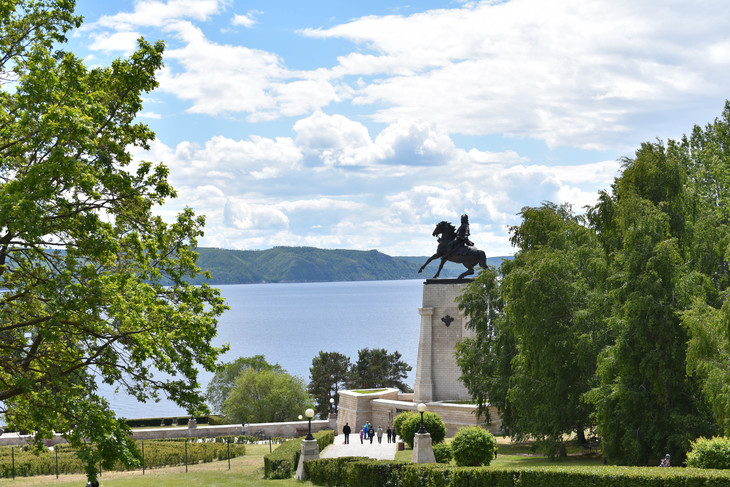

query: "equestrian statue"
left=418, top=214, right=487, bottom=279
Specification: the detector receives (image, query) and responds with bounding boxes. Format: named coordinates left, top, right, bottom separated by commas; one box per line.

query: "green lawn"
left=394, top=436, right=604, bottom=468
left=0, top=445, right=301, bottom=487
left=0, top=437, right=605, bottom=486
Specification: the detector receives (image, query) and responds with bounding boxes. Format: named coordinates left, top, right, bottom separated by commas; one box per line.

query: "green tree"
left=348, top=348, right=412, bottom=392
left=0, top=1, right=227, bottom=481
left=206, top=355, right=282, bottom=414
left=308, top=351, right=351, bottom=419
left=455, top=264, right=517, bottom=432
left=457, top=204, right=610, bottom=455
left=222, top=367, right=313, bottom=424
left=502, top=203, right=609, bottom=456
left=679, top=102, right=730, bottom=436
left=587, top=142, right=714, bottom=465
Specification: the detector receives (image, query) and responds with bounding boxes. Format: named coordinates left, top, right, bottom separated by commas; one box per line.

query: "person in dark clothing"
left=368, top=427, right=375, bottom=443
left=386, top=425, right=392, bottom=443
left=342, top=422, right=351, bottom=444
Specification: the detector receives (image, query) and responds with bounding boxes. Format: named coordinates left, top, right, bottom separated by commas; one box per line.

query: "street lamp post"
left=417, top=403, right=427, bottom=434
left=305, top=408, right=315, bottom=440
left=329, top=397, right=335, bottom=413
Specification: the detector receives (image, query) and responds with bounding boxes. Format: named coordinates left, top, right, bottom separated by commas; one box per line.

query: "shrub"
left=263, top=430, right=334, bottom=479
left=433, top=443, right=453, bottom=464
left=687, top=436, right=730, bottom=469
left=395, top=411, right=447, bottom=448
left=392, top=411, right=410, bottom=441
left=451, top=426, right=496, bottom=467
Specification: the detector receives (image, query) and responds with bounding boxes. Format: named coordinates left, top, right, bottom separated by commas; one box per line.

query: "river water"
left=101, top=279, right=425, bottom=418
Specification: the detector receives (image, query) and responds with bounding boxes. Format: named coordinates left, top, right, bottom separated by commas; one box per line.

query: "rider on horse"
left=447, top=214, right=473, bottom=258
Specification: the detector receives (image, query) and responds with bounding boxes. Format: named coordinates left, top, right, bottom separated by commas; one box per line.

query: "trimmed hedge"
left=307, top=456, right=369, bottom=486
left=342, top=459, right=407, bottom=487
left=263, top=429, right=334, bottom=479
left=305, top=458, right=730, bottom=487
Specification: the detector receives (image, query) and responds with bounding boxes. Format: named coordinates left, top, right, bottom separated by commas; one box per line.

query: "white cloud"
left=134, top=112, right=620, bottom=256
left=85, top=0, right=226, bottom=31
left=303, top=0, right=730, bottom=149
left=88, top=31, right=140, bottom=53
left=138, top=111, right=163, bottom=119
left=224, top=200, right=289, bottom=230
left=80, top=0, right=730, bottom=153
left=232, top=13, right=257, bottom=28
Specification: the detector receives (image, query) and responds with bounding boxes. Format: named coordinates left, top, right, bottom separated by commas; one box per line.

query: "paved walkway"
left=320, top=435, right=399, bottom=460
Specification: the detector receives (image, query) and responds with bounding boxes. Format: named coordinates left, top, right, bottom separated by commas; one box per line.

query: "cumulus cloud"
left=303, top=0, right=730, bottom=149
left=82, top=0, right=729, bottom=152
left=88, top=31, right=141, bottom=53
left=224, top=200, right=289, bottom=230
left=232, top=13, right=257, bottom=28
left=85, top=0, right=225, bottom=31
left=134, top=113, right=619, bottom=256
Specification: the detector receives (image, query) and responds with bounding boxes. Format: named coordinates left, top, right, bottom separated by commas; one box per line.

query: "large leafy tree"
left=679, top=102, right=730, bottom=436
left=502, top=203, right=609, bottom=456
left=457, top=204, right=610, bottom=455
left=308, top=351, right=351, bottom=419
left=587, top=142, right=714, bottom=465
left=348, top=348, right=412, bottom=392
left=206, top=355, right=282, bottom=414
left=455, top=263, right=516, bottom=431
left=222, top=367, right=312, bottom=424
left=0, top=0, right=227, bottom=480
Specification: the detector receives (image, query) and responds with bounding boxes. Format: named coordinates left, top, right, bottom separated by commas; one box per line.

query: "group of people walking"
left=341, top=422, right=397, bottom=445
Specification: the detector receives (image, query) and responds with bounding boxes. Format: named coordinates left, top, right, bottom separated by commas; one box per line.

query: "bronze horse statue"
left=418, top=221, right=487, bottom=279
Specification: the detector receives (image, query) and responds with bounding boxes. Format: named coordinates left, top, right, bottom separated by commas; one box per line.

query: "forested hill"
left=191, top=246, right=510, bottom=284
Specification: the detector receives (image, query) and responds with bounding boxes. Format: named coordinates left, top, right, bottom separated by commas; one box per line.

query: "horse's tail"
left=479, top=250, right=487, bottom=269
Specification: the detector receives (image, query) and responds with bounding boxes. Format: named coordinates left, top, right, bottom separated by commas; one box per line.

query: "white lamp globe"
left=417, top=403, right=426, bottom=413
left=305, top=408, right=315, bottom=419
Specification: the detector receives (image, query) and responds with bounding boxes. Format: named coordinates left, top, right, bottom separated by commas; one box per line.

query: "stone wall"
left=335, top=388, right=401, bottom=434
left=336, top=388, right=502, bottom=438
left=0, top=416, right=337, bottom=447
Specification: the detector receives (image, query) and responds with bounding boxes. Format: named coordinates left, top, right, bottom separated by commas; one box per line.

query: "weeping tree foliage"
left=457, top=203, right=610, bottom=457
left=503, top=203, right=610, bottom=456
left=678, top=103, right=730, bottom=437
left=587, top=142, right=715, bottom=466
left=455, top=262, right=516, bottom=432
left=0, top=0, right=227, bottom=481
left=457, top=102, right=730, bottom=465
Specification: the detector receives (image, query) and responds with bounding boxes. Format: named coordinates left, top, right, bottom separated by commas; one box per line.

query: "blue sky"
left=68, top=0, right=730, bottom=256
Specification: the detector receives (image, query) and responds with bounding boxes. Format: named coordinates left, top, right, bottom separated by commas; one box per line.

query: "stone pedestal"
left=295, top=438, right=319, bottom=481
left=414, top=279, right=476, bottom=403
left=411, top=432, right=436, bottom=463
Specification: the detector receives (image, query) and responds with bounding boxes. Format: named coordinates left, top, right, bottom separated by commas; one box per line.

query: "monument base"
left=411, top=432, right=436, bottom=463
left=295, top=438, right=319, bottom=480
